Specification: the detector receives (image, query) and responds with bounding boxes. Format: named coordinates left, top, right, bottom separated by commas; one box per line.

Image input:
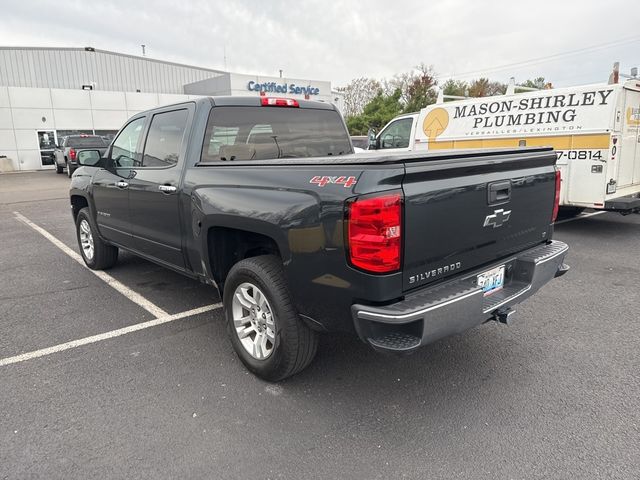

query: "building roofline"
left=0, top=45, right=227, bottom=75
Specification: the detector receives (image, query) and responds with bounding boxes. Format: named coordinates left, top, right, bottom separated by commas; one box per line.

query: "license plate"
left=477, top=265, right=505, bottom=296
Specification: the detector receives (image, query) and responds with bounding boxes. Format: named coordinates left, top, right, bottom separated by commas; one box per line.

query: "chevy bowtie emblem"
left=483, top=208, right=511, bottom=228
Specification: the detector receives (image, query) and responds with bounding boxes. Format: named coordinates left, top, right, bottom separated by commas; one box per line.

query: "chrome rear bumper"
left=352, top=240, right=569, bottom=352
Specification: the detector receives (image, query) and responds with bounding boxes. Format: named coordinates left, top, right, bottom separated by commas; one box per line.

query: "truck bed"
left=195, top=146, right=555, bottom=166
left=189, top=145, right=558, bottom=301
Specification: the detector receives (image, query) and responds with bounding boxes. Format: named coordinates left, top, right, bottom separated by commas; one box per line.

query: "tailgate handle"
left=488, top=180, right=511, bottom=205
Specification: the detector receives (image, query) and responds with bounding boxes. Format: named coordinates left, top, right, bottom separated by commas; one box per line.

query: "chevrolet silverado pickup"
left=69, top=96, right=569, bottom=381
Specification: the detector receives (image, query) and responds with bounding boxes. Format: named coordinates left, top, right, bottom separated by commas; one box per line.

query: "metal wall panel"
left=0, top=47, right=224, bottom=94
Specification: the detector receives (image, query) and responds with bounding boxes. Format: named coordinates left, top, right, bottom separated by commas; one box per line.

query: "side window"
left=142, top=109, right=189, bottom=168
left=110, top=117, right=145, bottom=167
left=379, top=118, right=413, bottom=149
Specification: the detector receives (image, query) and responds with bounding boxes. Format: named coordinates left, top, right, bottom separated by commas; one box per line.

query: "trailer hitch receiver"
left=493, top=307, right=516, bottom=326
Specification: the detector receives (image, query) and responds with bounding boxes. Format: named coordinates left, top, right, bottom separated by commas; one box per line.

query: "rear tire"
left=75, top=207, right=118, bottom=270
left=223, top=255, right=318, bottom=381
left=67, top=161, right=75, bottom=178
left=55, top=163, right=63, bottom=174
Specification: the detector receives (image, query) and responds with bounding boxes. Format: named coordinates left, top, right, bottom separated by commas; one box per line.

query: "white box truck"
left=369, top=78, right=640, bottom=213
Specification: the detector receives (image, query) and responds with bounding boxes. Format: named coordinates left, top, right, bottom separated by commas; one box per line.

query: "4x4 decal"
left=309, top=176, right=357, bottom=188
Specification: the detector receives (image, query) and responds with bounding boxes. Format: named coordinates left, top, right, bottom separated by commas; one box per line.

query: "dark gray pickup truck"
left=69, top=96, right=569, bottom=380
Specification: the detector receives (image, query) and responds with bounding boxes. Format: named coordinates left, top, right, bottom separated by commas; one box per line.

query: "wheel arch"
left=205, top=225, right=285, bottom=292
left=70, top=193, right=90, bottom=222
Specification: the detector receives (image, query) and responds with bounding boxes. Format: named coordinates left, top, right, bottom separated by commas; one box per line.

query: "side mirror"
left=76, top=149, right=103, bottom=167
left=367, top=127, right=378, bottom=150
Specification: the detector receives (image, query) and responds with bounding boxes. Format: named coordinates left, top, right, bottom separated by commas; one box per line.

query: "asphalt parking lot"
left=1, top=171, right=639, bottom=479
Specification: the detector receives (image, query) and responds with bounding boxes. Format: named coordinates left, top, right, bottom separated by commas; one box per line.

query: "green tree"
left=520, top=77, right=547, bottom=89
left=515, top=77, right=553, bottom=92
left=342, top=68, right=553, bottom=136
left=345, top=89, right=404, bottom=135
left=440, top=78, right=507, bottom=100
left=468, top=78, right=506, bottom=97
left=442, top=79, right=468, bottom=97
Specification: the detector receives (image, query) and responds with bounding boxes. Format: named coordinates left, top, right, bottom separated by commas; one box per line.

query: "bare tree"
left=403, top=64, right=438, bottom=112
left=381, top=64, right=438, bottom=112
left=335, top=77, right=382, bottom=117
left=383, top=72, right=414, bottom=104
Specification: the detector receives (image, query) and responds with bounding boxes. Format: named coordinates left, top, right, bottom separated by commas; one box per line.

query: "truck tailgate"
left=402, top=150, right=557, bottom=292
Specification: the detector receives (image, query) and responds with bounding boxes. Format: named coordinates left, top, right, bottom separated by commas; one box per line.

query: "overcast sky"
left=2, top=0, right=639, bottom=88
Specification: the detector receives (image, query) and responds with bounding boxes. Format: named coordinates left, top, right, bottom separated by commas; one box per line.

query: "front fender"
left=69, top=167, right=100, bottom=221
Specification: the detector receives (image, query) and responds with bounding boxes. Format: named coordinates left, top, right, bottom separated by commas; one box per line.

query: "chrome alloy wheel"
left=231, top=282, right=276, bottom=360
left=79, top=219, right=95, bottom=261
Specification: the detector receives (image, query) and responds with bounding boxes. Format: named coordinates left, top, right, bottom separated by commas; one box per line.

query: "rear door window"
left=201, top=107, right=352, bottom=162
left=141, top=109, right=189, bottom=167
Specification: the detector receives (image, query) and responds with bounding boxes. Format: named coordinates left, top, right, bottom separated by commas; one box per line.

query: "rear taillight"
left=552, top=169, right=561, bottom=223
left=347, top=193, right=402, bottom=273
left=69, top=148, right=76, bottom=161
left=261, top=97, right=299, bottom=107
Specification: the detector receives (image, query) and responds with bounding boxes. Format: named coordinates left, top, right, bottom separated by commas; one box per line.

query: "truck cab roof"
left=133, top=96, right=340, bottom=118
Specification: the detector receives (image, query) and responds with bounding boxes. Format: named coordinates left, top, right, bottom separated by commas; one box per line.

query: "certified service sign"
left=247, top=81, right=320, bottom=96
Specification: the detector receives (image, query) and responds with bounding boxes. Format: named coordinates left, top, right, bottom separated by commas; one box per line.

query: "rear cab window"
left=67, top=136, right=109, bottom=148
left=201, top=106, right=352, bottom=162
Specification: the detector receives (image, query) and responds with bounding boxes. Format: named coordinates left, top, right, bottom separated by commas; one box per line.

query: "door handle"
left=158, top=184, right=177, bottom=194
left=115, top=181, right=129, bottom=189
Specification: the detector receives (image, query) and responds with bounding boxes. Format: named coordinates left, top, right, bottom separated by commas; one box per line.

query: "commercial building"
left=0, top=47, right=343, bottom=171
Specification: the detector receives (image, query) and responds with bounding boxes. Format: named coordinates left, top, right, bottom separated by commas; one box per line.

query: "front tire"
left=223, top=255, right=318, bottom=381
left=75, top=207, right=118, bottom=270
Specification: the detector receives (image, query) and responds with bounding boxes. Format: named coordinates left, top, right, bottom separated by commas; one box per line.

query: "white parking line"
left=13, top=211, right=169, bottom=318
left=555, top=210, right=607, bottom=225
left=0, top=303, right=222, bottom=367
left=8, top=211, right=224, bottom=367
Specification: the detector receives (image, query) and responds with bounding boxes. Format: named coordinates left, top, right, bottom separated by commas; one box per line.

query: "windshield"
left=67, top=136, right=109, bottom=148
left=201, top=106, right=352, bottom=162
